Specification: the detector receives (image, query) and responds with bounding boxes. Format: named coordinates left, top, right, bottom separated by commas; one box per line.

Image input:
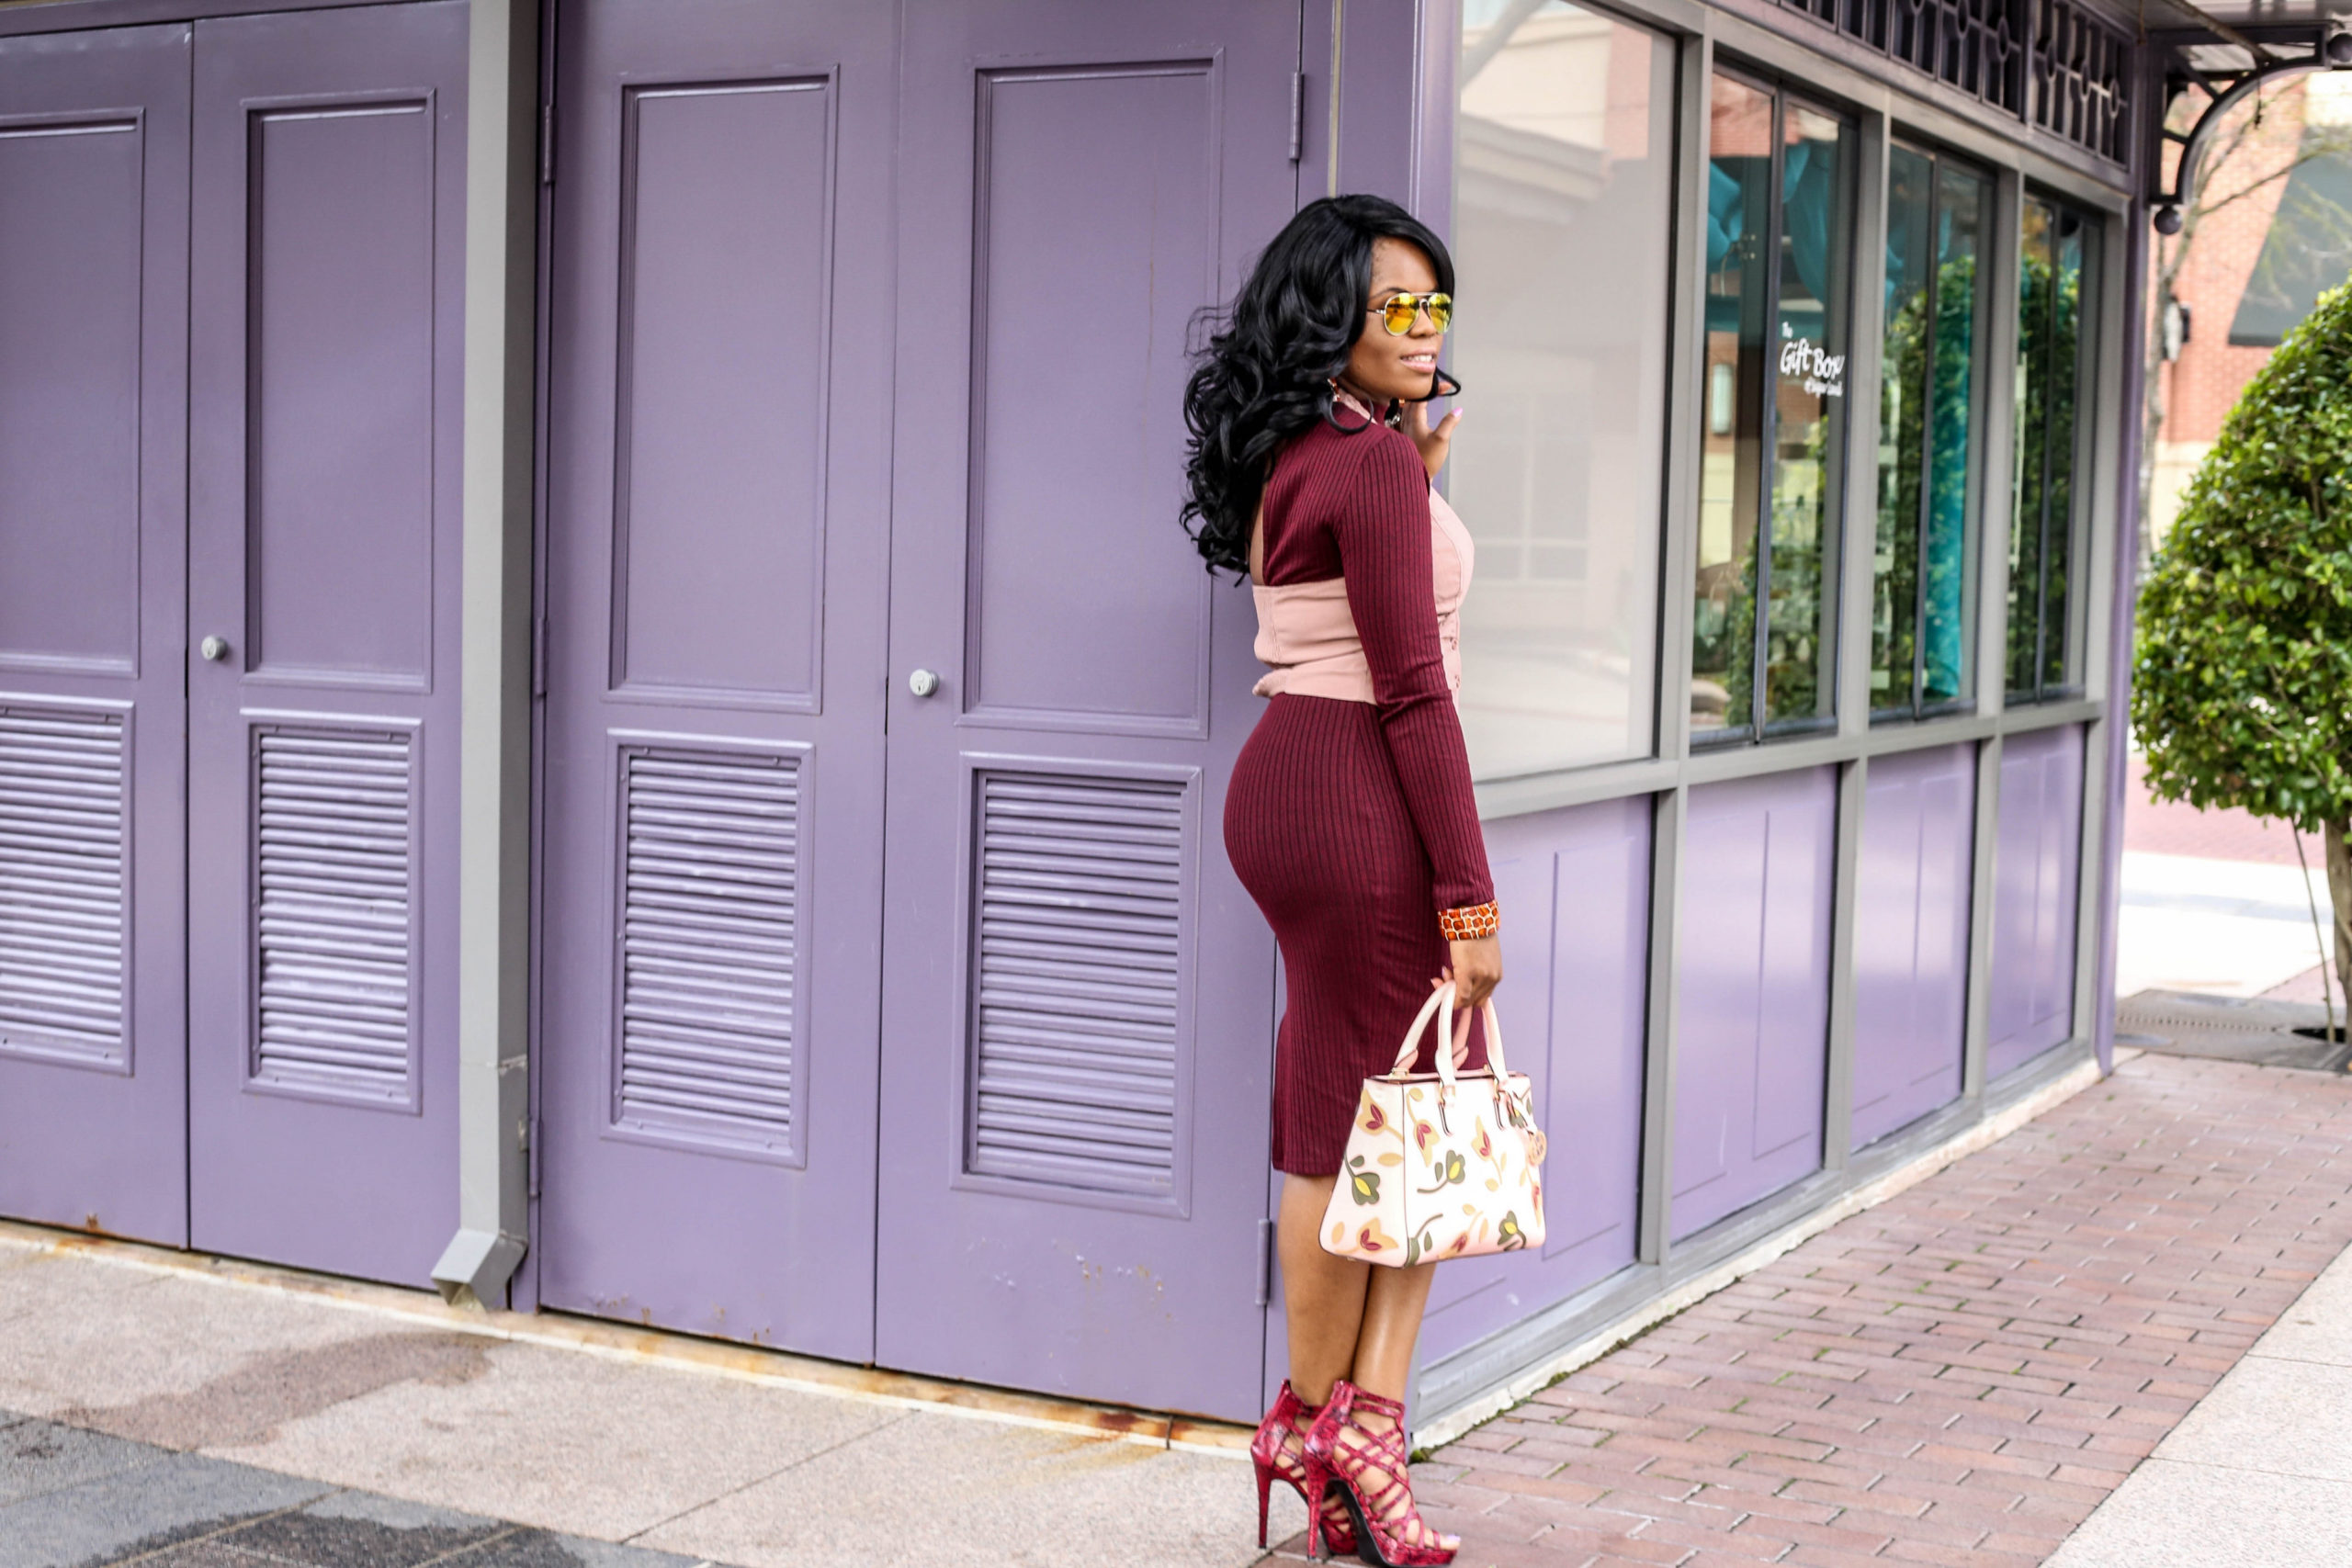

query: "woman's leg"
left=1277, top=1173, right=1441, bottom=1401
left=1278, top=1173, right=1369, bottom=1403
left=1351, top=1259, right=1439, bottom=1400
left=1324, top=1226, right=1456, bottom=1559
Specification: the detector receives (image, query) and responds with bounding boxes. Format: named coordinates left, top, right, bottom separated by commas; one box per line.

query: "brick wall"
left=2156, top=82, right=2306, bottom=449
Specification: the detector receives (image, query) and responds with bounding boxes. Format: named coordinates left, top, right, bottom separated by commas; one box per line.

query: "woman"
left=1183, top=196, right=1499, bottom=1566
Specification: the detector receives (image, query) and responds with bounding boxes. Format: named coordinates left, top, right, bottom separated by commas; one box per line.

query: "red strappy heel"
left=1303, top=1380, right=1459, bottom=1566
left=1250, top=1380, right=1358, bottom=1556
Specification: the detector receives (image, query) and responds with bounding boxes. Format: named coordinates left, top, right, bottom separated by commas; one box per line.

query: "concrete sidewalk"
left=0, top=1226, right=1259, bottom=1568
left=16, top=1043, right=2352, bottom=1567
left=14, top=1046, right=2352, bottom=1567
left=0, top=1417, right=695, bottom=1568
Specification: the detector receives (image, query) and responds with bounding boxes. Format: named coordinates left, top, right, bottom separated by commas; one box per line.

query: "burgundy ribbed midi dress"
left=1224, top=410, right=1496, bottom=1177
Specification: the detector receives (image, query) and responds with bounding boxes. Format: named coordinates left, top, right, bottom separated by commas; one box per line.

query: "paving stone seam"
left=86, top=1494, right=342, bottom=1568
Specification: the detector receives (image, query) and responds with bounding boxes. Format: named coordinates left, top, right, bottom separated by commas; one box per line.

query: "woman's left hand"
left=1445, top=938, right=1501, bottom=1011
left=1431, top=940, right=1502, bottom=1065
left=1404, top=397, right=1462, bottom=479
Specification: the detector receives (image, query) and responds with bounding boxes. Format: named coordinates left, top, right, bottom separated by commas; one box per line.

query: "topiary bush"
left=2132, top=276, right=2352, bottom=1007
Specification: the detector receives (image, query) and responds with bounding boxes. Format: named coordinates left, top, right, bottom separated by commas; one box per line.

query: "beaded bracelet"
left=1439, top=900, right=1499, bottom=942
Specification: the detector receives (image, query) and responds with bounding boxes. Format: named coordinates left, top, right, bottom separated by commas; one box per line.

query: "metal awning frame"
left=2151, top=17, right=2352, bottom=231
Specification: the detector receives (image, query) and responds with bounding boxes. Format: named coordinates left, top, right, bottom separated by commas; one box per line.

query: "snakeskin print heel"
left=1250, top=1380, right=1358, bottom=1557
left=1303, top=1380, right=1459, bottom=1566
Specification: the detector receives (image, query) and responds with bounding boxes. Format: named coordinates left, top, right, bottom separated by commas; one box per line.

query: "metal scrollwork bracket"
left=2153, top=20, right=2352, bottom=234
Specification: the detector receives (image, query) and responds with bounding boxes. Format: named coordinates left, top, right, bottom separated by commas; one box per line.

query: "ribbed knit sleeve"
left=1331, top=433, right=1495, bottom=914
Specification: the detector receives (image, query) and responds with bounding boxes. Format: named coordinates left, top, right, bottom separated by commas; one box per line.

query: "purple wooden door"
left=1850, top=744, right=1973, bottom=1148
left=185, top=4, right=469, bottom=1285
left=0, top=25, right=191, bottom=1246
left=1986, top=725, right=2083, bottom=1078
left=1673, top=768, right=1837, bottom=1240
left=873, top=0, right=1298, bottom=1421
left=536, top=0, right=896, bottom=1359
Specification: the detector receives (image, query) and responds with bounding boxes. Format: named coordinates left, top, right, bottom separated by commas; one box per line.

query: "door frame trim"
left=0, top=0, right=426, bottom=38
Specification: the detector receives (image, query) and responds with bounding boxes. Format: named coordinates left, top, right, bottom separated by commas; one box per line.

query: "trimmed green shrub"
left=2133, top=276, right=2352, bottom=1006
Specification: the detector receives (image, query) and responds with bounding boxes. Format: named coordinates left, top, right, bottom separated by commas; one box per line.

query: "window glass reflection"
left=1691, top=75, right=1854, bottom=741
left=1765, top=102, right=1852, bottom=731
left=1692, top=76, right=1772, bottom=734
left=2011, top=197, right=2095, bottom=701
left=1451, top=0, right=1679, bottom=778
left=1872, top=144, right=1988, bottom=719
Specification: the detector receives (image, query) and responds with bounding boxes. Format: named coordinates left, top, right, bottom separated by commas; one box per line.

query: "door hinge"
left=532, top=614, right=548, bottom=697
left=1289, top=72, right=1306, bottom=164
left=539, top=101, right=556, bottom=186
left=526, top=1115, right=542, bottom=1199
left=1255, top=1216, right=1277, bottom=1306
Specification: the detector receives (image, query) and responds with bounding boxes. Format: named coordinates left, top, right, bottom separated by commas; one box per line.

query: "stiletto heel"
left=1250, top=1380, right=1359, bottom=1558
left=1302, top=1454, right=1330, bottom=1559
left=1304, top=1380, right=1459, bottom=1567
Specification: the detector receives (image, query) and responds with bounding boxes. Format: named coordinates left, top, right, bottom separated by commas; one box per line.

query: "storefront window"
left=1691, top=74, right=1855, bottom=742
left=2010, top=196, right=2098, bottom=701
left=1872, top=144, right=1990, bottom=719
left=1451, top=0, right=1678, bottom=778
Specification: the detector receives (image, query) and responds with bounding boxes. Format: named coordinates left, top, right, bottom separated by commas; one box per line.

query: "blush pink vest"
left=1250, top=466, right=1475, bottom=705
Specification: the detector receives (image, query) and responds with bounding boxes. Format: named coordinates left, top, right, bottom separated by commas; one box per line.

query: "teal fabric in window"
left=1871, top=144, right=1987, bottom=719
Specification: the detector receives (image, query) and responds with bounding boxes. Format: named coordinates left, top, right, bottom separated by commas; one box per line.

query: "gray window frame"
left=1418, top=0, right=2137, bottom=1430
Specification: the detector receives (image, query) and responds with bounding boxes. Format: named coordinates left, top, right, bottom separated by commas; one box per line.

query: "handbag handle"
left=1387, top=983, right=1510, bottom=1084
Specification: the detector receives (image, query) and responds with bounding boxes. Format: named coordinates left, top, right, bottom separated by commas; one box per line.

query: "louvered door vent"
left=616, top=747, right=798, bottom=1154
left=969, top=772, right=1187, bottom=1196
left=0, top=705, right=128, bottom=1068
left=253, top=727, right=417, bottom=1102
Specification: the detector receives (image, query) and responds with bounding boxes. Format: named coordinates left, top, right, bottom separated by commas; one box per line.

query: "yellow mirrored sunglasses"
left=1368, top=291, right=1453, bottom=335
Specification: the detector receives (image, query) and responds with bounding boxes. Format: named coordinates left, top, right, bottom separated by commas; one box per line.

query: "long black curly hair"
left=1180, top=195, right=1456, bottom=578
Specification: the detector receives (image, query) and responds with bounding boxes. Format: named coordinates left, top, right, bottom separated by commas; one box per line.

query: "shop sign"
left=1778, top=337, right=1846, bottom=398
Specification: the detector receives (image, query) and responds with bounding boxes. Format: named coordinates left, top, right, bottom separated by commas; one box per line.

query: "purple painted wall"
left=1673, top=768, right=1837, bottom=1240
left=1849, top=745, right=1974, bottom=1149
left=1419, top=795, right=1653, bottom=1362
left=1986, top=725, right=2086, bottom=1079
left=0, top=22, right=191, bottom=1247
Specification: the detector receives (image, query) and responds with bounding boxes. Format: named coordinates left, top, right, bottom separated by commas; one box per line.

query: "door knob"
left=199, top=635, right=231, bottom=662
left=908, top=668, right=941, bottom=698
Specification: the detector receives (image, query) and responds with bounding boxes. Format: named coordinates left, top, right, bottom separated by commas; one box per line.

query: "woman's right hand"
left=1402, top=396, right=1462, bottom=479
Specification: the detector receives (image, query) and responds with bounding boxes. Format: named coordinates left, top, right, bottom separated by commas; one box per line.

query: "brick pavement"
left=1281, top=1052, right=2352, bottom=1567
left=2124, top=753, right=2306, bottom=867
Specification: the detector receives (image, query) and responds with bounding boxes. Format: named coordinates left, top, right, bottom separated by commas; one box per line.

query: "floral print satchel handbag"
left=1319, top=982, right=1548, bottom=1267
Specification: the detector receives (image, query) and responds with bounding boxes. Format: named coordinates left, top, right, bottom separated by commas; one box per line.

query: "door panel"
left=187, top=3, right=469, bottom=1284
left=1987, top=725, right=2083, bottom=1078
left=1672, top=768, right=1836, bottom=1241
left=537, top=0, right=894, bottom=1361
left=961, top=63, right=1220, bottom=731
left=0, top=24, right=191, bottom=1245
left=876, top=0, right=1298, bottom=1421
left=1850, top=744, right=1973, bottom=1148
